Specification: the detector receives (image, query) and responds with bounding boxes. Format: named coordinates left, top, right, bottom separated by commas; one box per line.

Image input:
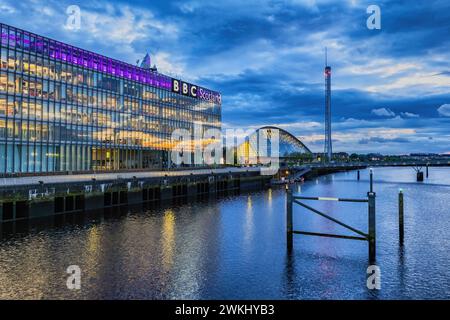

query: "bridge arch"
left=236, top=126, right=312, bottom=164
left=258, top=126, right=312, bottom=156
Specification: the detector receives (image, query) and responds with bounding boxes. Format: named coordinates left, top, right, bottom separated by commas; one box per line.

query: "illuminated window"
left=8, top=49, right=15, bottom=70
left=0, top=95, right=6, bottom=116
left=0, top=72, right=6, bottom=92
left=0, top=48, right=7, bottom=69
left=7, top=73, right=14, bottom=93
left=0, top=119, right=6, bottom=138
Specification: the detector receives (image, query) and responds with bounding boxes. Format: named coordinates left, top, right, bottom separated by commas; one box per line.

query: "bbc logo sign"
left=172, top=78, right=222, bottom=104
left=172, top=79, right=198, bottom=98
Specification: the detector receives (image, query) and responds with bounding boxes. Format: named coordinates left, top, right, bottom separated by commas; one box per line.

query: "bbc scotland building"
left=0, top=23, right=221, bottom=175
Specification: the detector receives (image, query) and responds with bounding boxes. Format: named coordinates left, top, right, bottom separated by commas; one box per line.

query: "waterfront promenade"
left=0, top=167, right=262, bottom=187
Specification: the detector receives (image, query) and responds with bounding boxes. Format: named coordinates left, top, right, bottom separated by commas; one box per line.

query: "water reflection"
left=161, top=209, right=175, bottom=272
left=0, top=167, right=449, bottom=299
left=283, top=251, right=296, bottom=298
left=86, top=225, right=101, bottom=256
left=244, top=195, right=254, bottom=246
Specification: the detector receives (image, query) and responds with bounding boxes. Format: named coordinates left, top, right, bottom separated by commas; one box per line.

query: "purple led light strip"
left=1, top=27, right=172, bottom=90
left=1, top=23, right=222, bottom=102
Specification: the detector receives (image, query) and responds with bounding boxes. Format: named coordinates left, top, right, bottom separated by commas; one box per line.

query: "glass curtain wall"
left=0, top=23, right=222, bottom=175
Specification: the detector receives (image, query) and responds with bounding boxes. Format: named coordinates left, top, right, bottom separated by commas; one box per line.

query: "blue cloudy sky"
left=1, top=0, right=449, bottom=154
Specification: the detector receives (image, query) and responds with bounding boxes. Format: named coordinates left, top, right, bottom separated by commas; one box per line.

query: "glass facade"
left=0, top=23, right=221, bottom=175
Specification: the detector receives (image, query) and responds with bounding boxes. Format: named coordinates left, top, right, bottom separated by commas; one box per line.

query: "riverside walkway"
left=0, top=167, right=262, bottom=188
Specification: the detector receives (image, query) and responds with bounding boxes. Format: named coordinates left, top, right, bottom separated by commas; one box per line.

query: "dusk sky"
left=1, top=0, right=449, bottom=154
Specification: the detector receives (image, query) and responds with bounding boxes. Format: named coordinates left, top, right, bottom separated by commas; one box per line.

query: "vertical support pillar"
left=426, top=164, right=429, bottom=178
left=357, top=170, right=360, bottom=181
left=286, top=185, right=293, bottom=251
left=417, top=171, right=424, bottom=182
left=399, top=189, right=404, bottom=245
left=369, top=168, right=373, bottom=193
left=368, top=191, right=376, bottom=263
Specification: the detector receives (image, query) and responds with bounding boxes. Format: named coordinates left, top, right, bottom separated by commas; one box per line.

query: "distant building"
left=333, top=152, right=349, bottom=160
left=410, top=153, right=438, bottom=157
left=367, top=153, right=383, bottom=161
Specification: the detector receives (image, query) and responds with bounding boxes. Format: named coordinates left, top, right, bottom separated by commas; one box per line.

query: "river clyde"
left=0, top=167, right=449, bottom=299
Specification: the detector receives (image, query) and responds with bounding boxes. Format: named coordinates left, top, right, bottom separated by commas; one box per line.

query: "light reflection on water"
left=0, top=167, right=449, bottom=299
left=162, top=209, right=175, bottom=273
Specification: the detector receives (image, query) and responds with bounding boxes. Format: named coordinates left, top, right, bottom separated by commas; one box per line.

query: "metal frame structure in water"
left=286, top=170, right=376, bottom=263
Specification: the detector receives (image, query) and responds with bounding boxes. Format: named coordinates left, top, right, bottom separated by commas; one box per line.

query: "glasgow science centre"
left=0, top=23, right=222, bottom=175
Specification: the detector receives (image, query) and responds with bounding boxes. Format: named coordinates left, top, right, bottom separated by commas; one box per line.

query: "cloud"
left=79, top=4, right=178, bottom=45
left=371, top=108, right=396, bottom=117
left=152, top=52, right=186, bottom=78
left=437, top=104, right=450, bottom=117
left=358, top=137, right=410, bottom=145
left=433, top=71, right=450, bottom=76
left=177, top=2, right=201, bottom=13
left=342, top=59, right=419, bottom=78
left=2, top=0, right=450, bottom=154
left=40, top=6, right=56, bottom=17
left=401, top=112, right=419, bottom=118
left=365, top=72, right=450, bottom=96
left=0, top=3, right=16, bottom=13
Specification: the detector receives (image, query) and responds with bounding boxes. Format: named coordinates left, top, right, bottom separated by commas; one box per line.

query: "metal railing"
left=286, top=170, right=376, bottom=262
left=290, top=160, right=450, bottom=170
